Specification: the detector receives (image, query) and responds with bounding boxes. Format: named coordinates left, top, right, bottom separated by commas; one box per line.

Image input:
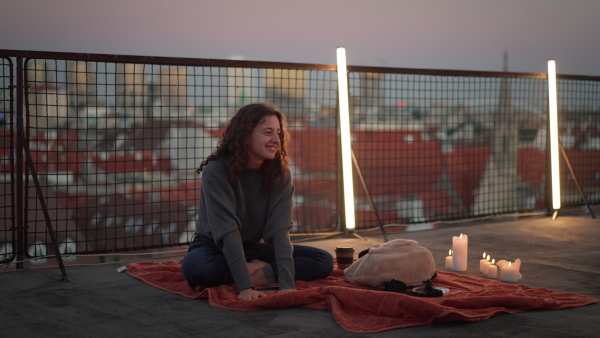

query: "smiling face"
left=247, top=114, right=282, bottom=169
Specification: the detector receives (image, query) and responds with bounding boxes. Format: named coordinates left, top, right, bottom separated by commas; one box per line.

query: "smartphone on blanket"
left=256, top=286, right=280, bottom=292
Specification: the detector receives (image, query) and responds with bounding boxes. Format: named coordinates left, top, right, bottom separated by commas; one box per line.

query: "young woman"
left=181, top=103, right=334, bottom=300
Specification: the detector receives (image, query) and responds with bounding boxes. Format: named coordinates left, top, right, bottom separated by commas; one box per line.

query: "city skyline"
left=1, top=0, right=600, bottom=76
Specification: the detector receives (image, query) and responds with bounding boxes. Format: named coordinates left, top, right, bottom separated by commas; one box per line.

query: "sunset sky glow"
left=2, top=0, right=599, bottom=76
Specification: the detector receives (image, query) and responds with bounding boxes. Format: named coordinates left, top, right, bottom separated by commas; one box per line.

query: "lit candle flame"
left=460, top=233, right=463, bottom=238
left=492, top=259, right=495, bottom=264
left=486, top=255, right=491, bottom=261
left=449, top=249, right=452, bottom=256
left=509, top=261, right=512, bottom=267
left=483, top=252, right=486, bottom=258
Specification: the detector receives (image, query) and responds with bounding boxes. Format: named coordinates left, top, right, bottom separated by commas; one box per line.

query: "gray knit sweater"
left=194, top=157, right=295, bottom=292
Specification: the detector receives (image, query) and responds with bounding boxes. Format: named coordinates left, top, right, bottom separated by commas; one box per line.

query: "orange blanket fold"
left=126, top=260, right=596, bottom=333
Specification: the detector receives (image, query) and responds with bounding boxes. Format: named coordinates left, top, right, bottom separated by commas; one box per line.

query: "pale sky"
left=2, top=0, right=599, bottom=76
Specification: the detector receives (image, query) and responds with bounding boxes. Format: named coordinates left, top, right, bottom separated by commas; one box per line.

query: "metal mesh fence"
left=557, top=77, right=600, bottom=207
left=18, top=55, right=340, bottom=260
left=0, top=50, right=598, bottom=263
left=1, top=57, right=15, bottom=264
left=347, top=69, right=553, bottom=228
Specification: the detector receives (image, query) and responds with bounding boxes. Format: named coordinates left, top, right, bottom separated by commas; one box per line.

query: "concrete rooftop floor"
left=1, top=213, right=599, bottom=337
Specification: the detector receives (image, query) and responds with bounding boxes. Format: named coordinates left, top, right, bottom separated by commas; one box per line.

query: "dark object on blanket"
left=345, top=239, right=437, bottom=287
left=335, top=245, right=355, bottom=270
left=371, top=276, right=443, bottom=297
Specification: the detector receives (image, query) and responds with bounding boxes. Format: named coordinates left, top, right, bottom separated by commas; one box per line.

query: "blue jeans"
left=181, top=235, right=334, bottom=288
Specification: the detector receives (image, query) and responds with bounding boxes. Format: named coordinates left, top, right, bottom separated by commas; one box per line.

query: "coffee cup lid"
left=335, top=246, right=355, bottom=252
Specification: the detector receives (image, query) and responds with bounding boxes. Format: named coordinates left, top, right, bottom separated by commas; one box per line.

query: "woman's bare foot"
left=247, top=260, right=269, bottom=286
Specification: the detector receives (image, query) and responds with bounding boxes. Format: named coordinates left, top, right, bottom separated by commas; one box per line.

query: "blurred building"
left=27, top=60, right=51, bottom=84
left=27, top=61, right=68, bottom=129
left=266, top=69, right=305, bottom=100
left=227, top=55, right=252, bottom=107
left=67, top=61, right=96, bottom=107
left=116, top=63, right=146, bottom=117
left=361, top=72, right=384, bottom=108
left=265, top=69, right=306, bottom=121
left=28, top=87, right=69, bottom=129
left=156, top=67, right=188, bottom=115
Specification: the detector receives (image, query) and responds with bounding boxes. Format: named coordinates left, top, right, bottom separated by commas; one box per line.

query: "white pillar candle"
left=487, top=259, right=498, bottom=278
left=452, top=233, right=468, bottom=271
left=479, top=252, right=488, bottom=272
left=482, top=254, right=492, bottom=274
left=499, top=259, right=522, bottom=282
left=445, top=249, right=453, bottom=268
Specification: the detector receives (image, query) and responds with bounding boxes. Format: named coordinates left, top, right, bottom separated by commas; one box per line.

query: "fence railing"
left=1, top=50, right=598, bottom=266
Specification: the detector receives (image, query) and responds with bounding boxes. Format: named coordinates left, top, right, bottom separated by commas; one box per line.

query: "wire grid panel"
left=557, top=78, right=600, bottom=207
left=348, top=71, right=550, bottom=228
left=21, top=57, right=340, bottom=257
left=7, top=51, right=599, bottom=258
left=1, top=57, right=15, bottom=264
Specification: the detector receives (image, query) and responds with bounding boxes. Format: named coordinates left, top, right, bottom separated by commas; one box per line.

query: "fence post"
left=15, top=57, right=25, bottom=268
left=545, top=71, right=555, bottom=217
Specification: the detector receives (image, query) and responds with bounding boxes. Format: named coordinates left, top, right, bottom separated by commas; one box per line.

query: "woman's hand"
left=238, top=288, right=267, bottom=300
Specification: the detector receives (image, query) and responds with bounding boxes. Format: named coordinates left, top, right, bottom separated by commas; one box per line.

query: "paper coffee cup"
left=335, top=245, right=355, bottom=270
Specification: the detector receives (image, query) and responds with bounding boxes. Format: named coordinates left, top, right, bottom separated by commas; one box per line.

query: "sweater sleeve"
left=221, top=231, right=254, bottom=292
left=262, top=172, right=296, bottom=290
left=199, top=161, right=254, bottom=292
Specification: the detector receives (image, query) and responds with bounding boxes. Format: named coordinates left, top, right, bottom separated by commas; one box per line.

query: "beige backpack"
left=344, top=239, right=437, bottom=287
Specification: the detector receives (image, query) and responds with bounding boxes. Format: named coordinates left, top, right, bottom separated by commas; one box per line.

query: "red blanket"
left=126, top=260, right=596, bottom=333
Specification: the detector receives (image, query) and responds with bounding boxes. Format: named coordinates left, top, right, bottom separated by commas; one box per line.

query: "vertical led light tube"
left=547, top=60, right=561, bottom=210
left=336, top=47, right=356, bottom=231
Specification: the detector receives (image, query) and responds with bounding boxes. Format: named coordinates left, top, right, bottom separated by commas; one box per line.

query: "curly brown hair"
left=197, top=103, right=290, bottom=196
